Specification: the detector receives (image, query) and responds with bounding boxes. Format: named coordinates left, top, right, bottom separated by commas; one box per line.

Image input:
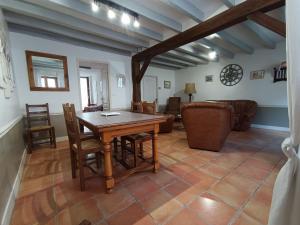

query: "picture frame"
left=164, top=80, right=171, bottom=89
left=250, top=70, right=265, bottom=80
left=205, top=75, right=213, bottom=82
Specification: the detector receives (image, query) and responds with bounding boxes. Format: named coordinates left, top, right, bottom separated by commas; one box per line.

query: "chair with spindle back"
left=26, top=103, right=56, bottom=153
left=62, top=103, right=103, bottom=191
left=121, top=101, right=156, bottom=168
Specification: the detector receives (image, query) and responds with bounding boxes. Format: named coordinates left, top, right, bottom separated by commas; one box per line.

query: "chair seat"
left=80, top=132, right=96, bottom=141
left=125, top=132, right=152, bottom=142
left=73, top=139, right=102, bottom=153
left=29, top=125, right=53, bottom=132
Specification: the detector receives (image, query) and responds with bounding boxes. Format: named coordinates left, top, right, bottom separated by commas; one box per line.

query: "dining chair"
left=62, top=103, right=103, bottom=191
left=121, top=101, right=156, bottom=168
left=26, top=103, right=56, bottom=154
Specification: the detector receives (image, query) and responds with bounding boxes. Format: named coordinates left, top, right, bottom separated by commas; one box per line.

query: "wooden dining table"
left=77, top=111, right=166, bottom=193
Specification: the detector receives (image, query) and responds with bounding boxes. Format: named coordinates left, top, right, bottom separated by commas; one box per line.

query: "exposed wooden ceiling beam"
left=150, top=62, right=181, bottom=70
left=23, top=0, right=163, bottom=41
left=151, top=60, right=185, bottom=69
left=4, top=12, right=137, bottom=52
left=133, top=0, right=285, bottom=61
left=248, top=12, right=286, bottom=37
left=165, top=0, right=254, bottom=54
left=108, top=0, right=182, bottom=32
left=222, top=0, right=276, bottom=49
left=0, top=0, right=148, bottom=47
left=154, top=56, right=196, bottom=67
left=163, top=51, right=208, bottom=64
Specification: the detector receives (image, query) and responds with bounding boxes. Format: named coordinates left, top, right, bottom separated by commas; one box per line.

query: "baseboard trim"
left=1, top=147, right=27, bottom=225
left=251, top=124, right=290, bottom=132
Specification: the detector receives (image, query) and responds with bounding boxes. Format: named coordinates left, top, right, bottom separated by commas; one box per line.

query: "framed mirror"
left=26, top=51, right=69, bottom=91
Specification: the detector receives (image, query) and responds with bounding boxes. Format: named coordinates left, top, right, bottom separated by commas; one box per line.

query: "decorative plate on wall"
left=220, top=64, right=243, bottom=86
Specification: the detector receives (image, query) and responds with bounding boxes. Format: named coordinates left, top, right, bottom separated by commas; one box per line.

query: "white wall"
left=144, top=66, right=176, bottom=106
left=10, top=32, right=132, bottom=113
left=175, top=41, right=287, bottom=107
left=0, top=27, right=21, bottom=132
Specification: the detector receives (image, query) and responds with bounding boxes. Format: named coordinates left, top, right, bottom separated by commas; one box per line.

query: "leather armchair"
left=213, top=100, right=257, bottom=131
left=181, top=102, right=233, bottom=151
left=159, top=114, right=175, bottom=133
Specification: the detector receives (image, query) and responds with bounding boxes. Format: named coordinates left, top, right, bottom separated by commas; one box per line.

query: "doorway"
left=78, top=61, right=110, bottom=110
left=142, top=75, right=158, bottom=107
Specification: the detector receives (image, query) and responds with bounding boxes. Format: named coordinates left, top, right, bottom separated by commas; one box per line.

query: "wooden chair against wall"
left=62, top=103, right=103, bottom=191
left=121, top=101, right=156, bottom=168
left=26, top=103, right=56, bottom=154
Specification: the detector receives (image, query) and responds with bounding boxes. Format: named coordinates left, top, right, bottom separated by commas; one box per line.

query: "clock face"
left=220, top=64, right=243, bottom=86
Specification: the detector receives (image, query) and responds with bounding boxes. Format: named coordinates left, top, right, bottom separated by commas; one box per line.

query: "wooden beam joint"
left=248, top=11, right=286, bottom=37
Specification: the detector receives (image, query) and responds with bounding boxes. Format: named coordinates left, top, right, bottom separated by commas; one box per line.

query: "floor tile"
left=165, top=208, right=207, bottom=225
left=107, top=203, right=147, bottom=225
left=150, top=199, right=182, bottom=224
left=164, top=179, right=190, bottom=197
left=233, top=213, right=262, bottom=225
left=140, top=189, right=172, bottom=213
left=188, top=193, right=236, bottom=225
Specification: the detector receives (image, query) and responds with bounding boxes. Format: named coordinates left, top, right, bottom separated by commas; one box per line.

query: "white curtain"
left=268, top=1, right=300, bottom=225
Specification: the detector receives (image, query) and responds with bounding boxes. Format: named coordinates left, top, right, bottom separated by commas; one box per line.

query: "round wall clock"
left=220, top=64, right=243, bottom=86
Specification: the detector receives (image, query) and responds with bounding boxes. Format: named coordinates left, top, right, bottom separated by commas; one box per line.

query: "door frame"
left=76, top=59, right=111, bottom=110
left=142, top=75, right=158, bottom=105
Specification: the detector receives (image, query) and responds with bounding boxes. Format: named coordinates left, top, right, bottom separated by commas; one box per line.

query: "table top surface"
left=77, top=111, right=166, bottom=129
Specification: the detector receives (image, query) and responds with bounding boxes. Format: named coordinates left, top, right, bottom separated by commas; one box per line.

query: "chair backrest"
left=62, top=103, right=81, bottom=148
left=165, top=97, right=181, bottom=114
left=142, top=101, right=156, bottom=114
left=181, top=102, right=233, bottom=151
left=26, top=103, right=51, bottom=128
left=131, top=101, right=143, bottom=113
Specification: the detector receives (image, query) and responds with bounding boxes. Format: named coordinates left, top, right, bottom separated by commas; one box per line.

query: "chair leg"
left=139, top=143, right=144, bottom=159
left=27, top=131, right=32, bottom=154
left=52, top=127, right=56, bottom=148
left=133, top=142, right=138, bottom=167
left=96, top=152, right=101, bottom=169
left=78, top=156, right=85, bottom=191
left=70, top=149, right=77, bottom=179
left=121, top=137, right=126, bottom=163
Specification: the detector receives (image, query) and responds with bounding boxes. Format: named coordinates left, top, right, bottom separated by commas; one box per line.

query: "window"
left=41, top=76, right=58, bottom=88
left=80, top=77, right=91, bottom=109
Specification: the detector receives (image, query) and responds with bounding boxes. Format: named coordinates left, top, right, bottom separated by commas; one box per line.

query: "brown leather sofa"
left=159, top=114, right=175, bottom=133
left=181, top=102, right=233, bottom=151
left=213, top=100, right=257, bottom=131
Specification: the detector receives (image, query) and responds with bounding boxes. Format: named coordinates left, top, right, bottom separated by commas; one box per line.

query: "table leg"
left=103, top=139, right=115, bottom=193
left=152, top=125, right=160, bottom=173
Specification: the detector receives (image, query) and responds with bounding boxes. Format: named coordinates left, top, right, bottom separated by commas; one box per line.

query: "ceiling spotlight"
left=121, top=13, right=131, bottom=25
left=91, top=2, right=99, bottom=12
left=133, top=19, right=140, bottom=28
left=208, top=51, right=217, bottom=60
left=107, top=9, right=116, bottom=19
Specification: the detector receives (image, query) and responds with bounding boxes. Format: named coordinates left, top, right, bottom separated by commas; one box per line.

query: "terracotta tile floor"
left=10, top=126, right=287, bottom=225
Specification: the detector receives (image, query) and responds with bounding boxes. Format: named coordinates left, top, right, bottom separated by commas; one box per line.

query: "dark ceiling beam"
left=165, top=0, right=254, bottom=54
left=133, top=0, right=285, bottom=61
left=222, top=0, right=276, bottom=49
left=248, top=12, right=286, bottom=37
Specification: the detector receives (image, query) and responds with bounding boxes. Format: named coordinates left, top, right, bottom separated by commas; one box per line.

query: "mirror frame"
left=26, top=50, right=70, bottom=91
